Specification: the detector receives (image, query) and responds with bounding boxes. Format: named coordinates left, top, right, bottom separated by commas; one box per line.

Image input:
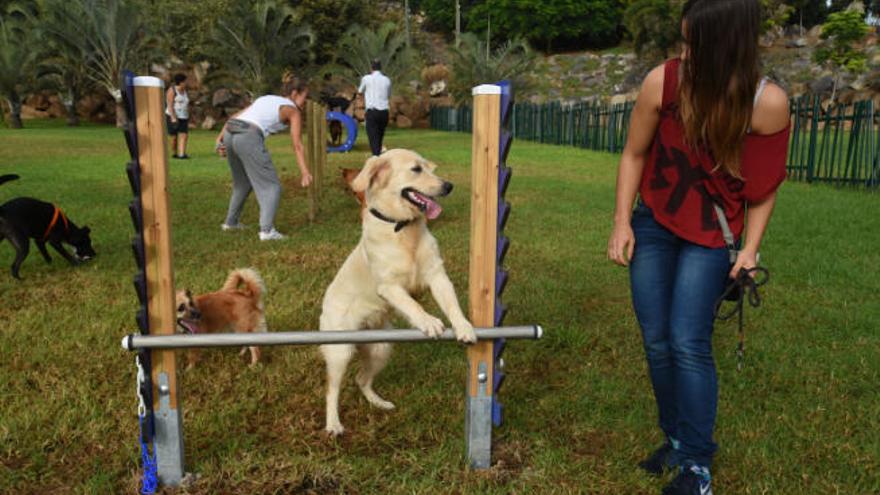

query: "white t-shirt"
left=165, top=87, right=189, bottom=119
left=236, top=95, right=297, bottom=136
left=359, top=71, right=391, bottom=111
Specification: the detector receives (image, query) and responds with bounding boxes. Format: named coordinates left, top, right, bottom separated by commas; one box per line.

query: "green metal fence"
left=430, top=96, right=880, bottom=188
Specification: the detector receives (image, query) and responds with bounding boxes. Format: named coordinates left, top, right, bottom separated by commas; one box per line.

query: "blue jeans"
left=629, top=203, right=730, bottom=468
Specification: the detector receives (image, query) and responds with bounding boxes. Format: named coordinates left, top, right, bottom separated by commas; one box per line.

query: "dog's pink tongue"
left=414, top=192, right=442, bottom=219
left=179, top=320, right=200, bottom=334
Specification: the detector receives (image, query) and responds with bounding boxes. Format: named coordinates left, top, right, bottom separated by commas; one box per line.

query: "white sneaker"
left=258, top=229, right=286, bottom=241
left=221, top=223, right=247, bottom=231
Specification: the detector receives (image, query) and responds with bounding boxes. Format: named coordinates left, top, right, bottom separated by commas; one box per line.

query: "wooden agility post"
left=467, top=84, right=502, bottom=468
left=132, top=76, right=185, bottom=486
left=305, top=100, right=328, bottom=222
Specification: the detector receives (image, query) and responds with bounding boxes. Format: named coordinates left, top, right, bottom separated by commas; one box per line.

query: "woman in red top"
left=607, top=1, right=790, bottom=494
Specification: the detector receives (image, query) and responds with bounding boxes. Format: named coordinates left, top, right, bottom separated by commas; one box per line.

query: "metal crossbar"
left=122, top=326, right=543, bottom=351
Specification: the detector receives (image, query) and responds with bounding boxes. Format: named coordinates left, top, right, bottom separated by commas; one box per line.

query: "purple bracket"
left=493, top=338, right=506, bottom=361
left=494, top=302, right=507, bottom=327
left=132, top=235, right=145, bottom=268
left=500, top=130, right=513, bottom=164
left=499, top=166, right=512, bottom=197
left=134, top=271, right=147, bottom=305
left=136, top=307, right=149, bottom=333
left=492, top=399, right=504, bottom=427
left=126, top=161, right=141, bottom=196
left=129, top=199, right=142, bottom=232
left=122, top=71, right=138, bottom=159
left=498, top=201, right=510, bottom=232
left=498, top=80, right=513, bottom=128
left=495, top=269, right=509, bottom=297
left=497, top=235, right=510, bottom=264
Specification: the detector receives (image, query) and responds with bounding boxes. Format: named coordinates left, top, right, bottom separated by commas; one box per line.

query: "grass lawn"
left=0, top=120, right=878, bottom=494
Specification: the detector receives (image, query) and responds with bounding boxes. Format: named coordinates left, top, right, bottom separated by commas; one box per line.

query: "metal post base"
left=465, top=362, right=492, bottom=468
left=154, top=372, right=185, bottom=486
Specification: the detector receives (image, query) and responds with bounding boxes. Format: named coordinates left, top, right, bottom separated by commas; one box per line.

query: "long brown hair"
left=679, top=0, right=762, bottom=177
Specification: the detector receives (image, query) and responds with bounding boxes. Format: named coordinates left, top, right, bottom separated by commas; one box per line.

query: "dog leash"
left=42, top=205, right=69, bottom=241
left=714, top=266, right=769, bottom=371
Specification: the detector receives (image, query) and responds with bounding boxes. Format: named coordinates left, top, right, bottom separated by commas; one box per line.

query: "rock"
left=785, top=38, right=808, bottom=48
left=807, top=25, right=823, bottom=41
left=212, top=88, right=236, bottom=107
left=421, top=64, right=449, bottom=83
left=429, top=80, right=447, bottom=97
left=396, top=115, right=412, bottom=128
left=20, top=106, right=49, bottom=119
left=810, top=76, right=835, bottom=95
left=201, top=115, right=216, bottom=130
left=850, top=75, right=866, bottom=91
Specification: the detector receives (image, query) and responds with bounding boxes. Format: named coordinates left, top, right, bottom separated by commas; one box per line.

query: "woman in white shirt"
left=215, top=78, right=313, bottom=241
left=165, top=73, right=190, bottom=159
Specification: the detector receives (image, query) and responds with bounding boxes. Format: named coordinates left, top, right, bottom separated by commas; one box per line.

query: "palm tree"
left=330, top=22, right=418, bottom=92
left=0, top=7, right=38, bottom=128
left=36, top=0, right=92, bottom=126
left=209, top=0, right=314, bottom=98
left=446, top=33, right=534, bottom=103
left=50, top=0, right=155, bottom=127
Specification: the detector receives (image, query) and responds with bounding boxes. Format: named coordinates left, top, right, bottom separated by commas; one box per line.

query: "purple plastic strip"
left=498, top=80, right=513, bottom=127
left=493, top=338, right=506, bottom=361
left=129, top=199, right=142, bottom=232
left=134, top=272, right=147, bottom=305
left=499, top=166, right=512, bottom=198
left=497, top=235, right=510, bottom=262
left=493, top=369, right=506, bottom=393
left=500, top=130, right=512, bottom=164
left=498, top=201, right=510, bottom=231
left=494, top=303, right=507, bottom=327
left=136, top=308, right=149, bottom=334
left=495, top=269, right=508, bottom=297
left=492, top=399, right=503, bottom=427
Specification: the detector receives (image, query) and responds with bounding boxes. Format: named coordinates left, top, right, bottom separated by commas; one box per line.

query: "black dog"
left=0, top=174, right=95, bottom=279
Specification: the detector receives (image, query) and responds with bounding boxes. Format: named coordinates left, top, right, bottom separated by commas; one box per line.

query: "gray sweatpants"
left=223, top=120, right=281, bottom=232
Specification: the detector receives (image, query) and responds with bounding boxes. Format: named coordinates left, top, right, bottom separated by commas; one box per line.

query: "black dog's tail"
left=0, top=174, right=20, bottom=186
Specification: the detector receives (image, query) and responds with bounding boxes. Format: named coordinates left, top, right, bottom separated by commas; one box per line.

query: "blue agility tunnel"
left=326, top=111, right=358, bottom=153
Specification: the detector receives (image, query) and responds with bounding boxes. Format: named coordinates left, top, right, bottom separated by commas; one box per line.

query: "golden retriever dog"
left=319, top=149, right=477, bottom=436
left=176, top=268, right=267, bottom=370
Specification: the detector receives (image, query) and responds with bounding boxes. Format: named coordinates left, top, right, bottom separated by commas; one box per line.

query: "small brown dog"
left=176, top=268, right=267, bottom=369
left=341, top=167, right=366, bottom=218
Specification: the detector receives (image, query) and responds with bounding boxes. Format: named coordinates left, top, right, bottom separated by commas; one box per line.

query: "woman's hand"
left=607, top=221, right=635, bottom=267
left=300, top=171, right=313, bottom=188
left=215, top=136, right=226, bottom=157
left=730, top=248, right=758, bottom=279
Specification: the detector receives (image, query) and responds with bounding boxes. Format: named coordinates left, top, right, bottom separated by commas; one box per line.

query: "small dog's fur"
left=319, top=149, right=476, bottom=436
left=176, top=268, right=267, bottom=370
left=340, top=167, right=366, bottom=218
left=0, top=174, right=96, bottom=280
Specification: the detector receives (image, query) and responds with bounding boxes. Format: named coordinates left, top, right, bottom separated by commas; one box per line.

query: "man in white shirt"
left=358, top=60, right=392, bottom=156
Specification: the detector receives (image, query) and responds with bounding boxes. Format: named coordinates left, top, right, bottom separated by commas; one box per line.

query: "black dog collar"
left=369, top=208, right=413, bottom=232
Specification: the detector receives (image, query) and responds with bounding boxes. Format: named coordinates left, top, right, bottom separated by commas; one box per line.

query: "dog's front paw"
left=325, top=423, right=345, bottom=437
left=416, top=314, right=445, bottom=339
left=453, top=319, right=477, bottom=344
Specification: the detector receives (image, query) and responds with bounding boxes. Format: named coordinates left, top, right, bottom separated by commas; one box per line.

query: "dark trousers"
left=365, top=109, right=389, bottom=156
left=629, top=203, right=730, bottom=468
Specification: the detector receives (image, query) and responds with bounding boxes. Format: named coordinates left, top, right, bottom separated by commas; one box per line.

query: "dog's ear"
left=185, top=289, right=193, bottom=300
left=351, top=155, right=390, bottom=193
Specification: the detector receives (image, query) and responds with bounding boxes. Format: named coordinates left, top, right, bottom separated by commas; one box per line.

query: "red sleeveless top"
left=639, top=59, right=790, bottom=248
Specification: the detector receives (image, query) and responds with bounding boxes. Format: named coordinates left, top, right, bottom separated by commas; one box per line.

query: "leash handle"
left=715, top=266, right=769, bottom=371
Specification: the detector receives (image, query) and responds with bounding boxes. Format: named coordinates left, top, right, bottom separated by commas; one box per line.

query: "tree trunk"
left=64, top=87, right=80, bottom=126
left=115, top=99, right=126, bottom=128
left=6, top=96, right=23, bottom=129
